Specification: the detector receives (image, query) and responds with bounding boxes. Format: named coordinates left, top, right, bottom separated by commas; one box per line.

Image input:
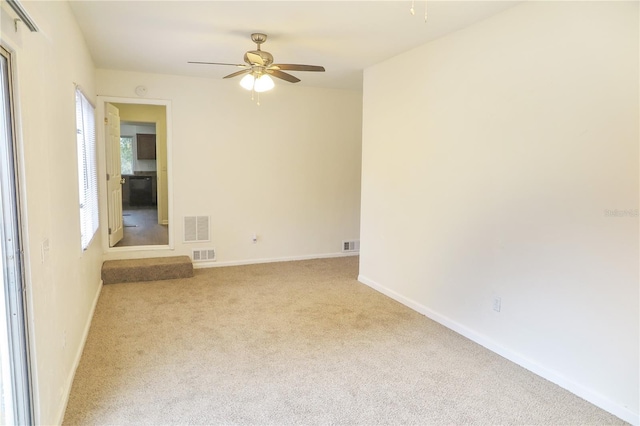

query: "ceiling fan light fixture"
left=239, top=73, right=274, bottom=92
left=240, top=74, right=256, bottom=91
left=254, top=74, right=274, bottom=92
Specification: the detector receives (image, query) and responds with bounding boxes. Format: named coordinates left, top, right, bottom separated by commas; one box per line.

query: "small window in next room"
left=120, top=136, right=133, bottom=175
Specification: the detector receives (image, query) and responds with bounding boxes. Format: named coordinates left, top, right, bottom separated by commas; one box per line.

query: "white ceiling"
left=68, top=1, right=518, bottom=91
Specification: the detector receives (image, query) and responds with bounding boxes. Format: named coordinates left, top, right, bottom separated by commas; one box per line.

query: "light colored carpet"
left=63, top=257, right=624, bottom=425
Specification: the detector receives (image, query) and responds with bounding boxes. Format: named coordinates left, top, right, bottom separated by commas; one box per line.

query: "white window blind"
left=75, top=89, right=98, bottom=250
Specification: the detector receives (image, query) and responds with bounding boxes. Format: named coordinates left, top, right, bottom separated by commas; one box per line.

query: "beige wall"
left=360, top=1, right=638, bottom=423
left=1, top=1, right=102, bottom=424
left=0, top=3, right=362, bottom=421
left=112, top=103, right=168, bottom=224
left=98, top=70, right=363, bottom=265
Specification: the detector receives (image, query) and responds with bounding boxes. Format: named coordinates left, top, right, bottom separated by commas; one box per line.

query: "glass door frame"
left=0, top=44, right=33, bottom=425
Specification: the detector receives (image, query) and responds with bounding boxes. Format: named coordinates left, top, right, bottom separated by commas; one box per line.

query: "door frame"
left=96, top=97, right=173, bottom=254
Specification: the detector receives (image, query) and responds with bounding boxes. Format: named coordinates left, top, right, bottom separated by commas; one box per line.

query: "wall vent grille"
left=192, top=248, right=216, bottom=262
left=184, top=216, right=210, bottom=242
left=342, top=240, right=360, bottom=252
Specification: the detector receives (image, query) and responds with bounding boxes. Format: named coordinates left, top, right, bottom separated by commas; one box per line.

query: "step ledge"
left=102, top=256, right=193, bottom=284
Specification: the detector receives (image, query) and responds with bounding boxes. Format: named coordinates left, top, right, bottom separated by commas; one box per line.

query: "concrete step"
left=102, top=256, right=193, bottom=284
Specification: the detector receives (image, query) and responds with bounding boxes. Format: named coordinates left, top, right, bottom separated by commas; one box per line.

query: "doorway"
left=117, top=121, right=167, bottom=247
left=101, top=98, right=172, bottom=250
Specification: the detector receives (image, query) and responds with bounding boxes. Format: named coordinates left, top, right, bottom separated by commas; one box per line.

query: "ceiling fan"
left=189, top=33, right=325, bottom=94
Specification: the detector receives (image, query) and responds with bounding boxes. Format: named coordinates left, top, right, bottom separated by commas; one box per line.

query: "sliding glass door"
left=0, top=45, right=32, bottom=425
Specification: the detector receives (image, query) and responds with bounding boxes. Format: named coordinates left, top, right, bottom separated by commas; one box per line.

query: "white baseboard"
left=193, top=251, right=358, bottom=269
left=357, top=274, right=638, bottom=426
left=55, top=279, right=103, bottom=425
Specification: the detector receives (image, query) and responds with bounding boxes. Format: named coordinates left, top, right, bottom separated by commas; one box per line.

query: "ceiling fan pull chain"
left=424, top=0, right=428, bottom=22
left=410, top=0, right=415, bottom=15
left=251, top=77, right=257, bottom=102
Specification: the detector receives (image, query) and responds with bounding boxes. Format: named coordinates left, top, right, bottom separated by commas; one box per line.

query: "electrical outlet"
left=493, top=297, right=502, bottom=312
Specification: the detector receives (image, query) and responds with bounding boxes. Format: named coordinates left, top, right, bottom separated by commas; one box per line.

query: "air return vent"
left=184, top=216, right=210, bottom=242
left=192, top=248, right=216, bottom=262
left=342, top=240, right=360, bottom=252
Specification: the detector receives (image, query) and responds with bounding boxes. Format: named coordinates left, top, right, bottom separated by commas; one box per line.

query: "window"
left=75, top=88, right=98, bottom=250
left=120, top=136, right=133, bottom=175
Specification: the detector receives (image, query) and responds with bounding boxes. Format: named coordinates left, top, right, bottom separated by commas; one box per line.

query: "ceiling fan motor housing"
left=244, top=50, right=274, bottom=67
left=245, top=33, right=273, bottom=67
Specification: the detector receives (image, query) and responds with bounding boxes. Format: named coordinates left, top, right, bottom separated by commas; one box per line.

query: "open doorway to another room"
left=103, top=101, right=170, bottom=249
left=117, top=121, right=168, bottom=247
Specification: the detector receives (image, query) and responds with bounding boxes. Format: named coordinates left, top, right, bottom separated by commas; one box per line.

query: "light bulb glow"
left=239, top=73, right=274, bottom=92
left=240, top=74, right=255, bottom=91
left=254, top=75, right=274, bottom=92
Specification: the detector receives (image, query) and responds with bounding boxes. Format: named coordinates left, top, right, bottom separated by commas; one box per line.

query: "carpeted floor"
left=63, top=257, right=625, bottom=425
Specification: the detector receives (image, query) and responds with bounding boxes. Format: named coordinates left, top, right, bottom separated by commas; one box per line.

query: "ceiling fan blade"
left=267, top=69, right=301, bottom=83
left=245, top=52, right=264, bottom=66
left=188, top=61, right=247, bottom=67
left=270, top=64, right=325, bottom=72
left=223, top=69, right=251, bottom=79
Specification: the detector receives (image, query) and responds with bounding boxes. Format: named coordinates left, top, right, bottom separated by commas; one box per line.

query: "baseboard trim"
left=193, top=251, right=358, bottom=269
left=357, top=274, right=638, bottom=426
left=55, top=279, right=103, bottom=425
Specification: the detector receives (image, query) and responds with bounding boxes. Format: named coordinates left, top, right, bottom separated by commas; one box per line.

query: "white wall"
left=360, top=1, right=638, bottom=423
left=98, top=70, right=363, bottom=264
left=0, top=1, right=102, bottom=425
